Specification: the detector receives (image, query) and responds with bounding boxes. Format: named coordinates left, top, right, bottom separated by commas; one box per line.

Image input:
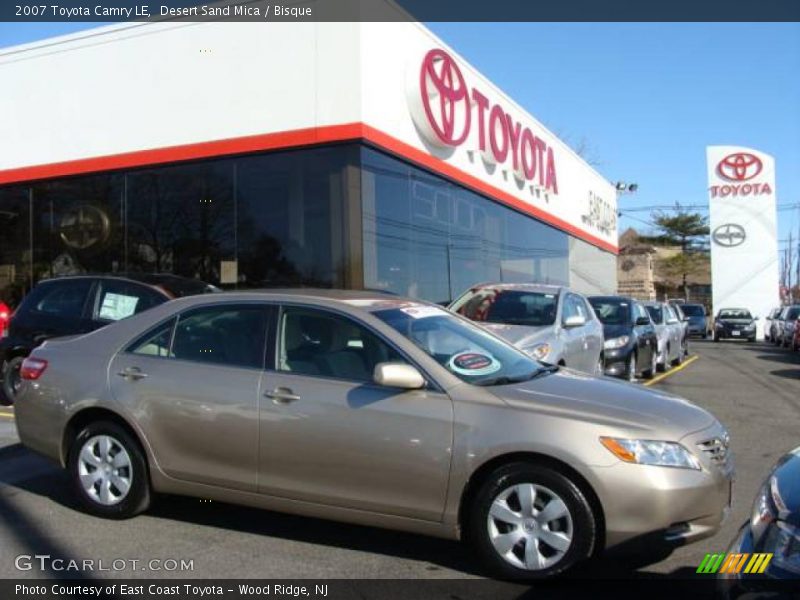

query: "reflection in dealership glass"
left=373, top=306, right=543, bottom=385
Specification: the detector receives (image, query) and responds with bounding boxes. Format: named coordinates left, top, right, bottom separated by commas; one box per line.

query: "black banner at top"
left=2, top=0, right=800, bottom=22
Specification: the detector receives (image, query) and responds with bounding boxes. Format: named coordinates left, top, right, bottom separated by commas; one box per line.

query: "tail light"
left=0, top=302, right=9, bottom=337
left=20, top=357, right=48, bottom=381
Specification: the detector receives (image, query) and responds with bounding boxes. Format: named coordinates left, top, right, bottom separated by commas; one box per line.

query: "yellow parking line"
left=643, top=355, right=699, bottom=387
left=0, top=412, right=14, bottom=420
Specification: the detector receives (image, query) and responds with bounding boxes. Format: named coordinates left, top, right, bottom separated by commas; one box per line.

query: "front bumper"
left=597, top=423, right=734, bottom=552
left=715, top=327, right=756, bottom=339
left=602, top=344, right=635, bottom=378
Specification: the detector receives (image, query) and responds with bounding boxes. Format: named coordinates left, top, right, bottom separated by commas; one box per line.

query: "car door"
left=577, top=295, right=603, bottom=372
left=258, top=305, right=453, bottom=522
left=109, top=303, right=271, bottom=492
left=561, top=294, right=590, bottom=371
left=633, top=303, right=656, bottom=365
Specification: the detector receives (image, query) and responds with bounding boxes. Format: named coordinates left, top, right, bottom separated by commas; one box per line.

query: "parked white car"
left=643, top=302, right=684, bottom=371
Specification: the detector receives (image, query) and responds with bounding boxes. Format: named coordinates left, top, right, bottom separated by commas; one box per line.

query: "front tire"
left=642, top=349, right=657, bottom=379
left=68, top=421, right=150, bottom=519
left=625, top=353, right=637, bottom=382
left=468, top=463, right=596, bottom=579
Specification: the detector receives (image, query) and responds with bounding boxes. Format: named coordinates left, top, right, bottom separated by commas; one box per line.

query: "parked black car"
left=713, top=308, right=758, bottom=342
left=679, top=303, right=708, bottom=338
left=0, top=274, right=218, bottom=405
left=718, top=445, right=800, bottom=594
left=588, top=295, right=658, bottom=381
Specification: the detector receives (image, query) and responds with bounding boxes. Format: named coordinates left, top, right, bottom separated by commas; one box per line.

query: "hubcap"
left=78, top=435, right=133, bottom=506
left=487, top=483, right=573, bottom=571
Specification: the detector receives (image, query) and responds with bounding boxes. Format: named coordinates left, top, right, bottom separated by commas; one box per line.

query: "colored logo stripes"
left=696, top=552, right=773, bottom=574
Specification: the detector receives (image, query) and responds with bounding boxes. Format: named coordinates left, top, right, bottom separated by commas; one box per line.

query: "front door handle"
left=117, top=366, right=148, bottom=381
left=265, top=387, right=301, bottom=404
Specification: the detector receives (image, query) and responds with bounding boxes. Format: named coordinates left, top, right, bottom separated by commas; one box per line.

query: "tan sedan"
left=15, top=290, right=733, bottom=578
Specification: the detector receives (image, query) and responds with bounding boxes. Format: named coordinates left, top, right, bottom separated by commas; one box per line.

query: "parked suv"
left=449, top=283, right=604, bottom=375
left=588, top=295, right=658, bottom=381
left=774, top=305, right=800, bottom=348
left=0, top=274, right=218, bottom=405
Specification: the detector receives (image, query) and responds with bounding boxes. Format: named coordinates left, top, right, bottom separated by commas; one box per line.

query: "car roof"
left=588, top=295, right=635, bottom=303
left=155, top=288, right=431, bottom=313
left=467, top=282, right=565, bottom=294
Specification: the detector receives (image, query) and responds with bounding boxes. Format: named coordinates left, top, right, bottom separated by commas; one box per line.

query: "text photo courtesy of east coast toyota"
left=0, top=2, right=799, bottom=599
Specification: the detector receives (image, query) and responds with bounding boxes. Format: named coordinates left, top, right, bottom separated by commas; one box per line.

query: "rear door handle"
left=117, top=367, right=148, bottom=381
left=265, top=387, right=300, bottom=404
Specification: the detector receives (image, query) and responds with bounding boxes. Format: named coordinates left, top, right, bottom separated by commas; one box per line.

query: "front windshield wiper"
left=476, top=365, right=560, bottom=386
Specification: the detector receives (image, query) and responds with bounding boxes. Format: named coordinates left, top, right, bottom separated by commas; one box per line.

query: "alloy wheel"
left=628, top=354, right=637, bottom=381
left=78, top=435, right=133, bottom=506
left=487, top=483, right=574, bottom=571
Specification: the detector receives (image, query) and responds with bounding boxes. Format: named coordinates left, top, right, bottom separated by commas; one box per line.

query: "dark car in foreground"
left=15, top=289, right=734, bottom=579
left=0, top=273, right=218, bottom=405
left=588, top=295, right=658, bottom=381
left=680, top=303, right=708, bottom=338
left=718, top=446, right=800, bottom=594
left=713, top=308, right=758, bottom=343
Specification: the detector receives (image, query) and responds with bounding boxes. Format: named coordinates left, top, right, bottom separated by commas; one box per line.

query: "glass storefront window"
left=0, top=186, right=31, bottom=307
left=361, top=147, right=569, bottom=305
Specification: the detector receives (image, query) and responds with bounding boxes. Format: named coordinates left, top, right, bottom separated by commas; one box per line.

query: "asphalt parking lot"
left=0, top=339, right=798, bottom=585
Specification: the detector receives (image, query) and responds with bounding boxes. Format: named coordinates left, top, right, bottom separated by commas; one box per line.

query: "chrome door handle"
left=117, top=367, right=148, bottom=381
left=265, top=387, right=300, bottom=404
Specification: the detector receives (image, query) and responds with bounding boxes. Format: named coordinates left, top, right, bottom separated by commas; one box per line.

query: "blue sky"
left=2, top=22, right=799, bottom=249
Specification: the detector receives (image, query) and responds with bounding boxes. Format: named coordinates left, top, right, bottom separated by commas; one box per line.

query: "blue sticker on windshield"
left=448, top=352, right=502, bottom=376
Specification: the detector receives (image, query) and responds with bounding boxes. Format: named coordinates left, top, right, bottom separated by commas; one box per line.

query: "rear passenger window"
left=172, top=305, right=268, bottom=369
left=278, top=308, right=405, bottom=382
left=28, top=279, right=93, bottom=318
left=129, top=318, right=176, bottom=358
left=96, top=281, right=166, bottom=322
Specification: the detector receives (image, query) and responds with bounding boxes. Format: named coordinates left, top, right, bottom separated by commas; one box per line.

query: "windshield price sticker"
left=449, top=352, right=502, bottom=376
left=401, top=305, right=448, bottom=319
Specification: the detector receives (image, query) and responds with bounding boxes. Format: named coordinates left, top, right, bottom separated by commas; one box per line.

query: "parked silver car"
left=449, top=284, right=605, bottom=375
left=15, top=290, right=733, bottom=579
left=774, top=305, right=800, bottom=348
left=643, top=302, right=685, bottom=371
left=764, top=307, right=782, bottom=343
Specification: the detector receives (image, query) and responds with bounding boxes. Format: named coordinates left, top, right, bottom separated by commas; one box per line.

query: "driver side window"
left=278, top=308, right=406, bottom=382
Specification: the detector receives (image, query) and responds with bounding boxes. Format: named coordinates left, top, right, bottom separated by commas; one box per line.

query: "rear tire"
left=68, top=420, right=150, bottom=519
left=467, top=462, right=596, bottom=579
left=1, top=356, right=25, bottom=406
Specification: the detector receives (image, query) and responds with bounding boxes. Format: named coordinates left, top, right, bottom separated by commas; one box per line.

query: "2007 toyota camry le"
left=14, top=289, right=734, bottom=579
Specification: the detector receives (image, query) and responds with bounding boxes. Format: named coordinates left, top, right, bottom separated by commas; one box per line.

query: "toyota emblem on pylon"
left=717, top=153, right=762, bottom=181
left=712, top=223, right=746, bottom=248
left=419, top=48, right=471, bottom=146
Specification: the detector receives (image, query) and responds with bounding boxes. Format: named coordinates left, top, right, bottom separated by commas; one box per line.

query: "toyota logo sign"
left=419, top=49, right=471, bottom=146
left=408, top=48, right=560, bottom=195
left=712, top=223, right=746, bottom=248
left=717, top=153, right=763, bottom=182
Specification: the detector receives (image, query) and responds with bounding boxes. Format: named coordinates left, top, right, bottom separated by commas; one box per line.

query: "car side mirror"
left=563, top=315, right=586, bottom=328
left=635, top=317, right=651, bottom=326
left=373, top=362, right=425, bottom=389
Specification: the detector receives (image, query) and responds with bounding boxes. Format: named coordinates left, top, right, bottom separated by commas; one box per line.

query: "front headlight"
left=715, top=322, right=724, bottom=329
left=525, top=343, right=550, bottom=361
left=750, top=482, right=777, bottom=542
left=604, top=335, right=630, bottom=350
left=772, top=521, right=800, bottom=574
left=600, top=437, right=701, bottom=470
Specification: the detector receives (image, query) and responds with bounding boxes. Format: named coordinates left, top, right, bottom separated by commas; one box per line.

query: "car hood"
left=717, top=319, right=754, bottom=326
left=481, top=323, right=555, bottom=348
left=771, top=447, right=800, bottom=527
left=490, top=368, right=716, bottom=440
left=601, top=323, right=632, bottom=340
left=687, top=315, right=705, bottom=324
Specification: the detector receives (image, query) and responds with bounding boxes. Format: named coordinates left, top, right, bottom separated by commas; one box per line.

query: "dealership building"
left=0, top=15, right=618, bottom=306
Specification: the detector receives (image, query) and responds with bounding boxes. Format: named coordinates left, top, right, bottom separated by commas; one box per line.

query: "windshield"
left=681, top=304, right=705, bottom=317
left=644, top=305, right=663, bottom=323
left=786, top=307, right=800, bottom=320
left=373, top=305, right=542, bottom=386
left=450, top=288, right=558, bottom=327
left=588, top=298, right=630, bottom=325
left=719, top=309, right=752, bottom=320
